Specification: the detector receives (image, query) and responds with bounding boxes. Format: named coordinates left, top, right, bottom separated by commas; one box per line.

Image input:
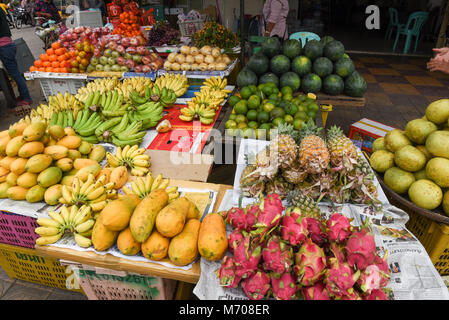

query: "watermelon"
left=320, top=35, right=335, bottom=46
left=324, top=40, right=345, bottom=61
left=344, top=71, right=367, bottom=97
left=303, top=40, right=324, bottom=61
left=334, top=57, right=355, bottom=78
left=247, top=52, right=269, bottom=75
left=313, top=57, right=333, bottom=78
left=262, top=37, right=281, bottom=58
left=323, top=74, right=344, bottom=95
left=292, top=56, right=312, bottom=76
left=270, top=55, right=291, bottom=76
left=237, top=68, right=258, bottom=88
left=283, top=39, right=302, bottom=59
left=259, top=72, right=280, bottom=87
left=280, top=72, right=301, bottom=91
left=301, top=73, right=322, bottom=94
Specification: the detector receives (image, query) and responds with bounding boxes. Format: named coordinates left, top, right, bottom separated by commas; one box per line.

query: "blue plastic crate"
left=123, top=72, right=157, bottom=81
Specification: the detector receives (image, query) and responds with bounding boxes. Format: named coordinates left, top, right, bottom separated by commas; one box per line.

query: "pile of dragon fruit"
left=217, top=194, right=391, bottom=300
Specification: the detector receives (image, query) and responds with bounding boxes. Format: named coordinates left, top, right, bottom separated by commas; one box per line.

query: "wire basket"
left=177, top=14, right=207, bottom=37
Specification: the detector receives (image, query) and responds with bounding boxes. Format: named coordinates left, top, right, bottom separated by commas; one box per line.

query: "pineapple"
left=286, top=189, right=323, bottom=220
left=251, top=146, right=280, bottom=181
left=270, top=123, right=299, bottom=169
left=298, top=121, right=330, bottom=175
left=281, top=161, right=307, bottom=184
left=240, top=165, right=265, bottom=198
left=326, top=126, right=358, bottom=171
left=265, top=175, right=293, bottom=199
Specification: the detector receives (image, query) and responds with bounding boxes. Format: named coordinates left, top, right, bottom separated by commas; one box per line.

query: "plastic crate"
left=0, top=211, right=39, bottom=249
left=177, top=15, right=206, bottom=37
left=0, top=243, right=84, bottom=293
left=73, top=265, right=177, bottom=300
left=406, top=209, right=449, bottom=275
left=39, top=77, right=86, bottom=101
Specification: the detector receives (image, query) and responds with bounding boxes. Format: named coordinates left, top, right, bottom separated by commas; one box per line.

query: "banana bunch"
left=190, top=89, right=225, bottom=110
left=49, top=110, right=75, bottom=129
left=90, top=90, right=128, bottom=117
left=59, top=174, right=116, bottom=212
left=14, top=114, right=47, bottom=127
left=122, top=172, right=179, bottom=202
left=72, top=109, right=102, bottom=144
left=128, top=101, right=164, bottom=131
left=106, top=145, right=150, bottom=176
left=75, top=77, right=120, bottom=102
left=50, top=92, right=83, bottom=114
left=109, top=119, right=145, bottom=147
left=119, top=76, right=153, bottom=100
left=141, top=84, right=178, bottom=108
left=179, top=103, right=216, bottom=125
left=35, top=205, right=94, bottom=248
left=201, top=76, right=230, bottom=91
left=29, top=104, right=55, bottom=124
left=155, top=73, right=189, bottom=97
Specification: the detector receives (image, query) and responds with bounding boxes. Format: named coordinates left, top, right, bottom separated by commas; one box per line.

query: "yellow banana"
left=35, top=226, right=60, bottom=236
left=106, top=152, right=120, bottom=167
left=36, top=233, right=63, bottom=246
left=121, top=145, right=131, bottom=159
left=131, top=181, right=141, bottom=195
left=79, top=175, right=95, bottom=195
left=122, top=185, right=133, bottom=195
left=158, top=179, right=170, bottom=190
left=73, top=205, right=91, bottom=225
left=86, top=186, right=105, bottom=201
left=48, top=211, right=65, bottom=225
left=68, top=205, right=79, bottom=225
left=168, top=192, right=180, bottom=201
left=74, top=233, right=92, bottom=248
left=144, top=173, right=153, bottom=193
left=90, top=200, right=107, bottom=212
left=136, top=178, right=146, bottom=196
left=62, top=185, right=74, bottom=203
left=151, top=174, right=163, bottom=191
left=36, top=217, right=61, bottom=228
left=60, top=206, right=71, bottom=224
left=74, top=219, right=95, bottom=233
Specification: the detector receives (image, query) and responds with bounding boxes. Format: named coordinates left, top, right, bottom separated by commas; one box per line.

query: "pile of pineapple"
left=240, top=121, right=381, bottom=210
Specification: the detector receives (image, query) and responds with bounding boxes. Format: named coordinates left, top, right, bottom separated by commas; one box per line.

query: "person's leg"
left=0, top=43, right=32, bottom=103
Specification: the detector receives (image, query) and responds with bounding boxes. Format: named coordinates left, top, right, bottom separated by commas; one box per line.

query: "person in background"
left=0, top=7, right=32, bottom=108
left=34, top=0, right=60, bottom=22
left=262, top=0, right=289, bottom=41
left=81, top=0, right=105, bottom=18
left=427, top=47, right=449, bottom=74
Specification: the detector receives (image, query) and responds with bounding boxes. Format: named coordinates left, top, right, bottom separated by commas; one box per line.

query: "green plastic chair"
left=289, top=32, right=320, bottom=47
left=393, top=11, right=429, bottom=54
left=249, top=36, right=269, bottom=54
left=385, top=8, right=399, bottom=40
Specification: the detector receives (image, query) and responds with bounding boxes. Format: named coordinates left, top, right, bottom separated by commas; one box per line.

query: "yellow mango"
left=55, top=158, right=73, bottom=172
left=88, top=145, right=106, bottom=163
left=10, top=158, right=28, bottom=175
left=5, top=135, right=26, bottom=157
left=37, top=166, right=63, bottom=188
left=44, top=145, right=69, bottom=160
left=18, top=141, right=45, bottom=158
left=25, top=154, right=53, bottom=173
left=7, top=186, right=28, bottom=200
left=44, top=184, right=63, bottom=205
left=57, top=135, right=82, bottom=149
left=23, top=122, right=46, bottom=142
left=17, top=172, right=38, bottom=188
left=26, top=185, right=46, bottom=203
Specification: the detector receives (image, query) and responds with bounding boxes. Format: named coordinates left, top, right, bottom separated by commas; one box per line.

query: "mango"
left=73, top=158, right=98, bottom=170
left=25, top=154, right=53, bottom=173
left=117, top=228, right=141, bottom=255
left=6, top=172, right=18, bottom=186
left=18, top=141, right=45, bottom=158
left=48, top=125, right=65, bottom=140
left=75, top=163, right=101, bottom=182
left=7, top=186, right=28, bottom=200
left=91, top=213, right=119, bottom=251
left=101, top=195, right=141, bottom=231
left=47, top=138, right=57, bottom=146
left=37, top=166, right=62, bottom=188
left=57, top=135, right=82, bottom=149
left=67, top=149, right=82, bottom=160
left=78, top=141, right=92, bottom=155
left=17, top=172, right=38, bottom=188
left=88, top=145, right=106, bottom=163
left=61, top=175, right=75, bottom=186
left=44, top=145, right=69, bottom=160
left=8, top=122, right=28, bottom=138
left=0, top=156, right=18, bottom=170
left=0, top=182, right=11, bottom=198
left=10, top=158, right=28, bottom=175
left=5, top=135, right=26, bottom=157
left=64, top=127, right=76, bottom=136
left=23, top=122, right=46, bottom=142
left=44, top=184, right=63, bottom=205
left=110, top=166, right=127, bottom=190
left=0, top=167, right=9, bottom=183
left=55, top=158, right=73, bottom=172
left=40, top=133, right=50, bottom=145
left=26, top=185, right=46, bottom=203
left=0, top=135, right=11, bottom=155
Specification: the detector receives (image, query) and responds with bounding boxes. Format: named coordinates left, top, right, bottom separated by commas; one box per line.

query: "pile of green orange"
left=225, top=82, right=319, bottom=139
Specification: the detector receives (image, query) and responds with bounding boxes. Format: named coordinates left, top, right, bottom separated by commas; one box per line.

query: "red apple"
left=125, top=59, right=135, bottom=69
left=141, top=55, right=151, bottom=65
left=126, top=46, right=137, bottom=55
left=116, top=56, right=126, bottom=66
left=121, top=37, right=131, bottom=47
left=108, top=41, right=118, bottom=50
left=141, top=65, right=151, bottom=73
left=129, top=37, right=139, bottom=47
left=134, top=65, right=143, bottom=73
left=116, top=45, right=125, bottom=54
left=136, top=46, right=146, bottom=55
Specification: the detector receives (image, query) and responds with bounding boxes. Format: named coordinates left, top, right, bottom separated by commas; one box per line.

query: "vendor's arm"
left=427, top=58, right=449, bottom=74
left=433, top=47, right=449, bottom=61
left=264, top=0, right=282, bottom=36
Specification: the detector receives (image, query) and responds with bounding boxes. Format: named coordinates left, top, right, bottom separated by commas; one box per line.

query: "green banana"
left=104, top=91, right=112, bottom=109
left=84, top=92, right=94, bottom=109
left=100, top=92, right=106, bottom=107
left=80, top=134, right=99, bottom=144
left=49, top=112, right=58, bottom=126
left=92, top=91, right=101, bottom=106
left=95, top=117, right=122, bottom=137
left=67, top=111, right=74, bottom=127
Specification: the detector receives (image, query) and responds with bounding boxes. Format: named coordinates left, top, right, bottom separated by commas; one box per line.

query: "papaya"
left=55, top=158, right=73, bottom=172
left=0, top=182, right=11, bottom=198
left=8, top=122, right=28, bottom=138
left=18, top=141, right=45, bottom=158
left=101, top=195, right=141, bottom=231
left=7, top=186, right=28, bottom=200
left=37, top=166, right=62, bottom=188
left=17, top=172, right=37, bottom=188
left=75, top=163, right=101, bottom=181
left=198, top=213, right=228, bottom=261
left=73, top=158, right=98, bottom=170
left=88, top=145, right=106, bottom=163
left=129, top=189, right=169, bottom=243
left=186, top=200, right=200, bottom=220
left=141, top=230, right=170, bottom=261
left=57, top=135, right=82, bottom=149
left=97, top=168, right=112, bottom=183
left=48, top=125, right=65, bottom=140
left=0, top=167, right=9, bottom=183
left=78, top=141, right=92, bottom=155
left=6, top=171, right=18, bottom=186
left=44, top=184, right=63, bottom=205
left=168, top=219, right=201, bottom=266
left=5, top=135, right=26, bottom=157
left=0, top=135, right=11, bottom=156
left=23, top=122, right=46, bottom=142
left=109, top=166, right=127, bottom=189
left=91, top=213, right=119, bottom=251
left=10, top=158, right=27, bottom=175
left=26, top=185, right=46, bottom=203
left=44, top=145, right=69, bottom=160
left=64, top=127, right=76, bottom=136
left=155, top=197, right=191, bottom=238
left=117, top=227, right=141, bottom=255
left=0, top=156, right=18, bottom=170
left=25, top=154, right=53, bottom=173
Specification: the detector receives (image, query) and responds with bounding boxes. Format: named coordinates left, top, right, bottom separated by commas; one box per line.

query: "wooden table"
left=35, top=182, right=234, bottom=284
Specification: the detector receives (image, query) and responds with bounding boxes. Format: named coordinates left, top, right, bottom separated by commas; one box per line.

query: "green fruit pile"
left=224, top=82, right=319, bottom=139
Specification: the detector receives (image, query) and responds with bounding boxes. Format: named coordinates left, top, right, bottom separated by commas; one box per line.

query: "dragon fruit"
left=241, top=270, right=271, bottom=300
left=251, top=194, right=284, bottom=240
left=233, top=235, right=262, bottom=279
left=280, top=208, right=309, bottom=246
left=271, top=272, right=298, bottom=300
left=339, top=289, right=362, bottom=300
left=262, top=236, right=294, bottom=276
left=373, top=253, right=390, bottom=288
left=327, top=213, right=352, bottom=243
left=304, top=217, right=327, bottom=246
left=357, top=265, right=389, bottom=294
left=325, top=257, right=361, bottom=297
left=216, top=256, right=242, bottom=288
left=345, top=227, right=377, bottom=270
left=329, top=242, right=346, bottom=263
left=302, top=282, right=331, bottom=300
left=364, top=289, right=389, bottom=300
left=225, top=206, right=258, bottom=232
left=228, top=229, right=245, bottom=254
left=293, top=239, right=327, bottom=286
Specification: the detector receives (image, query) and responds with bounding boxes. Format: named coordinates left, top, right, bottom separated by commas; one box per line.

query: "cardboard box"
left=348, top=118, right=396, bottom=153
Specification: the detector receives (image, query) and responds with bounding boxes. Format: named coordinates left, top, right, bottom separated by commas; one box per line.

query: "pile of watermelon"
left=237, top=36, right=367, bottom=97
